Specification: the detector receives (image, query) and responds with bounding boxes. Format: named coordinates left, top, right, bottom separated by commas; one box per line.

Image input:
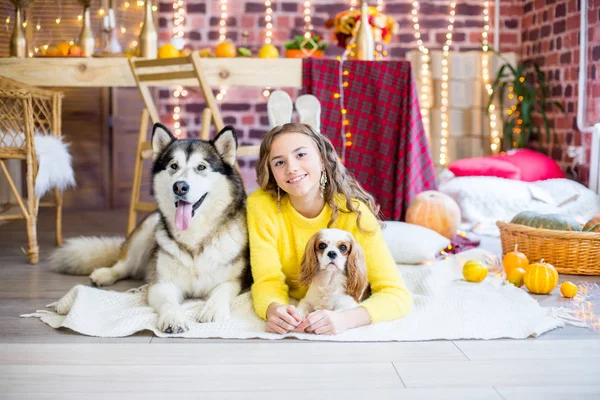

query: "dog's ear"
left=299, top=232, right=320, bottom=286
left=213, top=126, right=238, bottom=166
left=346, top=239, right=368, bottom=302
left=152, top=123, right=176, bottom=161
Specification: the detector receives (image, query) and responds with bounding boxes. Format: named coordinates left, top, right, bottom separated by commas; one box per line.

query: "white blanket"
left=22, top=249, right=572, bottom=341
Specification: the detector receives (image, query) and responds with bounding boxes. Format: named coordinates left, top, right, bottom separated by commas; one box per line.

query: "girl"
left=247, top=121, right=413, bottom=335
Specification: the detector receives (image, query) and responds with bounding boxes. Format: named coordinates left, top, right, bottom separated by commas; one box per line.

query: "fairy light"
left=260, top=0, right=272, bottom=44
left=216, top=88, right=227, bottom=102
left=350, top=0, right=358, bottom=11
left=55, top=18, right=61, bottom=25
left=439, top=2, right=457, bottom=166
left=571, top=283, right=600, bottom=331
left=172, top=0, right=185, bottom=38
left=376, top=0, right=384, bottom=11
left=481, top=1, right=499, bottom=153
left=335, top=44, right=356, bottom=162
left=412, top=0, right=431, bottom=142
left=172, top=86, right=187, bottom=137
left=303, top=0, right=312, bottom=39
left=219, top=0, right=228, bottom=42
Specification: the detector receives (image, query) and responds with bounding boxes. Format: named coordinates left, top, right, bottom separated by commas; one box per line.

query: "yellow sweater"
left=247, top=189, right=413, bottom=323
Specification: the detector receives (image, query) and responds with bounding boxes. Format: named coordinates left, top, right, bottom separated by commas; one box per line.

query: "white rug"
left=22, top=249, right=575, bottom=341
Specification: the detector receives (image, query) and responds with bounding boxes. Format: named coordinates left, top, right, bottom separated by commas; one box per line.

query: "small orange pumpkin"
left=502, top=244, right=529, bottom=275
left=405, top=191, right=461, bottom=239
left=523, top=259, right=558, bottom=295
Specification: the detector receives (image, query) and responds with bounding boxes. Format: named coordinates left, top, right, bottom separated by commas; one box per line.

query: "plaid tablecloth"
left=302, top=59, right=437, bottom=221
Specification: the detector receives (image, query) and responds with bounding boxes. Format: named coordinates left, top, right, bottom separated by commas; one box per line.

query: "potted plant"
left=284, top=35, right=328, bottom=58
left=487, top=54, right=565, bottom=151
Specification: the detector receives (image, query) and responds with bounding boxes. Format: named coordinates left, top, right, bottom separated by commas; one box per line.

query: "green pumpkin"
left=511, top=211, right=540, bottom=226
left=583, top=216, right=600, bottom=232
left=529, top=213, right=583, bottom=232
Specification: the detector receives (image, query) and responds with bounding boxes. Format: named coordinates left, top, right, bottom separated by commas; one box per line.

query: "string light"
left=172, top=86, right=187, bottom=137
left=335, top=40, right=357, bottom=163
left=170, top=0, right=187, bottom=138
left=219, top=0, right=228, bottom=42
left=264, top=0, right=273, bottom=44
left=172, top=0, right=186, bottom=38
left=412, top=0, right=431, bottom=144
left=439, top=1, right=457, bottom=167
left=376, top=0, right=384, bottom=11
left=216, top=88, right=227, bottom=102
left=350, top=0, right=358, bottom=11
left=481, top=1, right=499, bottom=153
left=303, top=1, right=312, bottom=39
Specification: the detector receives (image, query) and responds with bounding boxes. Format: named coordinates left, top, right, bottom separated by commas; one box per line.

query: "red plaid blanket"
left=302, top=59, right=437, bottom=221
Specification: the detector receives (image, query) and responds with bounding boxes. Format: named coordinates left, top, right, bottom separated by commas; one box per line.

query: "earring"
left=277, top=186, right=281, bottom=213
left=320, top=170, right=327, bottom=198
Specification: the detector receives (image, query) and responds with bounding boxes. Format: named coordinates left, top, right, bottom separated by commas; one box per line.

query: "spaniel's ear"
left=345, top=238, right=368, bottom=302
left=300, top=232, right=320, bottom=286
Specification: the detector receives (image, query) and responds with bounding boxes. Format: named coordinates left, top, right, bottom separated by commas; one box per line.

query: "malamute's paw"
left=157, top=308, right=189, bottom=334
left=195, top=300, right=230, bottom=323
left=90, top=268, right=117, bottom=287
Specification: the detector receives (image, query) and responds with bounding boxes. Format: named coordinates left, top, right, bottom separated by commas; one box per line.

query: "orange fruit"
left=215, top=41, right=236, bottom=58
left=462, top=260, right=488, bottom=283
left=502, top=245, right=529, bottom=275
left=258, top=44, right=279, bottom=58
left=506, top=267, right=526, bottom=287
left=56, top=42, right=71, bottom=56
left=68, top=45, right=83, bottom=56
left=560, top=281, right=578, bottom=298
left=158, top=44, right=180, bottom=59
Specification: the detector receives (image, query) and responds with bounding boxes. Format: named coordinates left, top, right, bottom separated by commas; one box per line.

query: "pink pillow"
left=492, top=149, right=565, bottom=182
left=449, top=156, right=522, bottom=180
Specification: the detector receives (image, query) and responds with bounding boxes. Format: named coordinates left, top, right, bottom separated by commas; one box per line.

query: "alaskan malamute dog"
left=50, top=123, right=251, bottom=333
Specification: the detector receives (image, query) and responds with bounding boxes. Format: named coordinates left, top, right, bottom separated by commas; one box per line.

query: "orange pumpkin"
left=502, top=244, right=529, bottom=275
left=523, top=260, right=558, bottom=295
left=405, top=191, right=461, bottom=239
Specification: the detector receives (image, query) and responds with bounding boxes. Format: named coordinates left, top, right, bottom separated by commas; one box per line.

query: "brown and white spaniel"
left=297, top=228, right=369, bottom=317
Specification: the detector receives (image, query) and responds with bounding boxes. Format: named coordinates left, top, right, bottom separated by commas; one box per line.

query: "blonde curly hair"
left=256, top=123, right=381, bottom=231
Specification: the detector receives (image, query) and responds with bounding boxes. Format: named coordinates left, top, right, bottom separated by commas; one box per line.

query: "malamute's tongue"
left=175, top=200, right=193, bottom=231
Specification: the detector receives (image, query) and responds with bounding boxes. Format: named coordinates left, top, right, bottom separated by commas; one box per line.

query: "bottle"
left=354, top=0, right=374, bottom=61
left=139, top=0, right=158, bottom=58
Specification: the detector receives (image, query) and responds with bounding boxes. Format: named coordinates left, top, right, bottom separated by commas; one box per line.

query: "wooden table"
left=0, top=57, right=303, bottom=88
left=0, top=57, right=304, bottom=209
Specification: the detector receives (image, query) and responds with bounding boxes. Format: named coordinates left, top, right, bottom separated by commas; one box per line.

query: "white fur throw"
left=22, top=249, right=576, bottom=341
left=1, top=133, right=76, bottom=198
left=33, top=134, right=76, bottom=198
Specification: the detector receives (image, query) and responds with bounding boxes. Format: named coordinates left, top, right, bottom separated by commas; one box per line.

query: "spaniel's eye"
left=170, top=163, right=179, bottom=171
left=339, top=244, right=348, bottom=252
left=197, top=164, right=206, bottom=171
left=318, top=243, right=327, bottom=250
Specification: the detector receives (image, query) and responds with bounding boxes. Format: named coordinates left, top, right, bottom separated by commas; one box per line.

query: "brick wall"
left=155, top=0, right=522, bottom=188
left=521, top=0, right=600, bottom=185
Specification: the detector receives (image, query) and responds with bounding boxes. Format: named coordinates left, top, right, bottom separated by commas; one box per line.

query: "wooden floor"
left=1, top=209, right=599, bottom=399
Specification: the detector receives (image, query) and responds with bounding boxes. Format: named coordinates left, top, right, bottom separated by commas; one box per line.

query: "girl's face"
left=268, top=132, right=323, bottom=200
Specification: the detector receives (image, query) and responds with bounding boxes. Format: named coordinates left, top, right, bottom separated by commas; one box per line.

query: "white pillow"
left=382, top=221, right=451, bottom=265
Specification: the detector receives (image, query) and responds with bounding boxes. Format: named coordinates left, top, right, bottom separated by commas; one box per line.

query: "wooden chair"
left=127, top=53, right=260, bottom=233
left=0, top=76, right=64, bottom=264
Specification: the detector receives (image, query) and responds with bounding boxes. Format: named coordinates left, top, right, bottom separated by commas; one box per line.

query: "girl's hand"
left=297, top=310, right=349, bottom=335
left=265, top=303, right=303, bottom=334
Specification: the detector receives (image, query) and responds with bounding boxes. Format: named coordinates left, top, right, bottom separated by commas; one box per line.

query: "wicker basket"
left=497, top=221, right=600, bottom=275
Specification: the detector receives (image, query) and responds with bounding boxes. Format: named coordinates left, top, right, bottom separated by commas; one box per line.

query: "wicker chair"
left=0, top=76, right=64, bottom=264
